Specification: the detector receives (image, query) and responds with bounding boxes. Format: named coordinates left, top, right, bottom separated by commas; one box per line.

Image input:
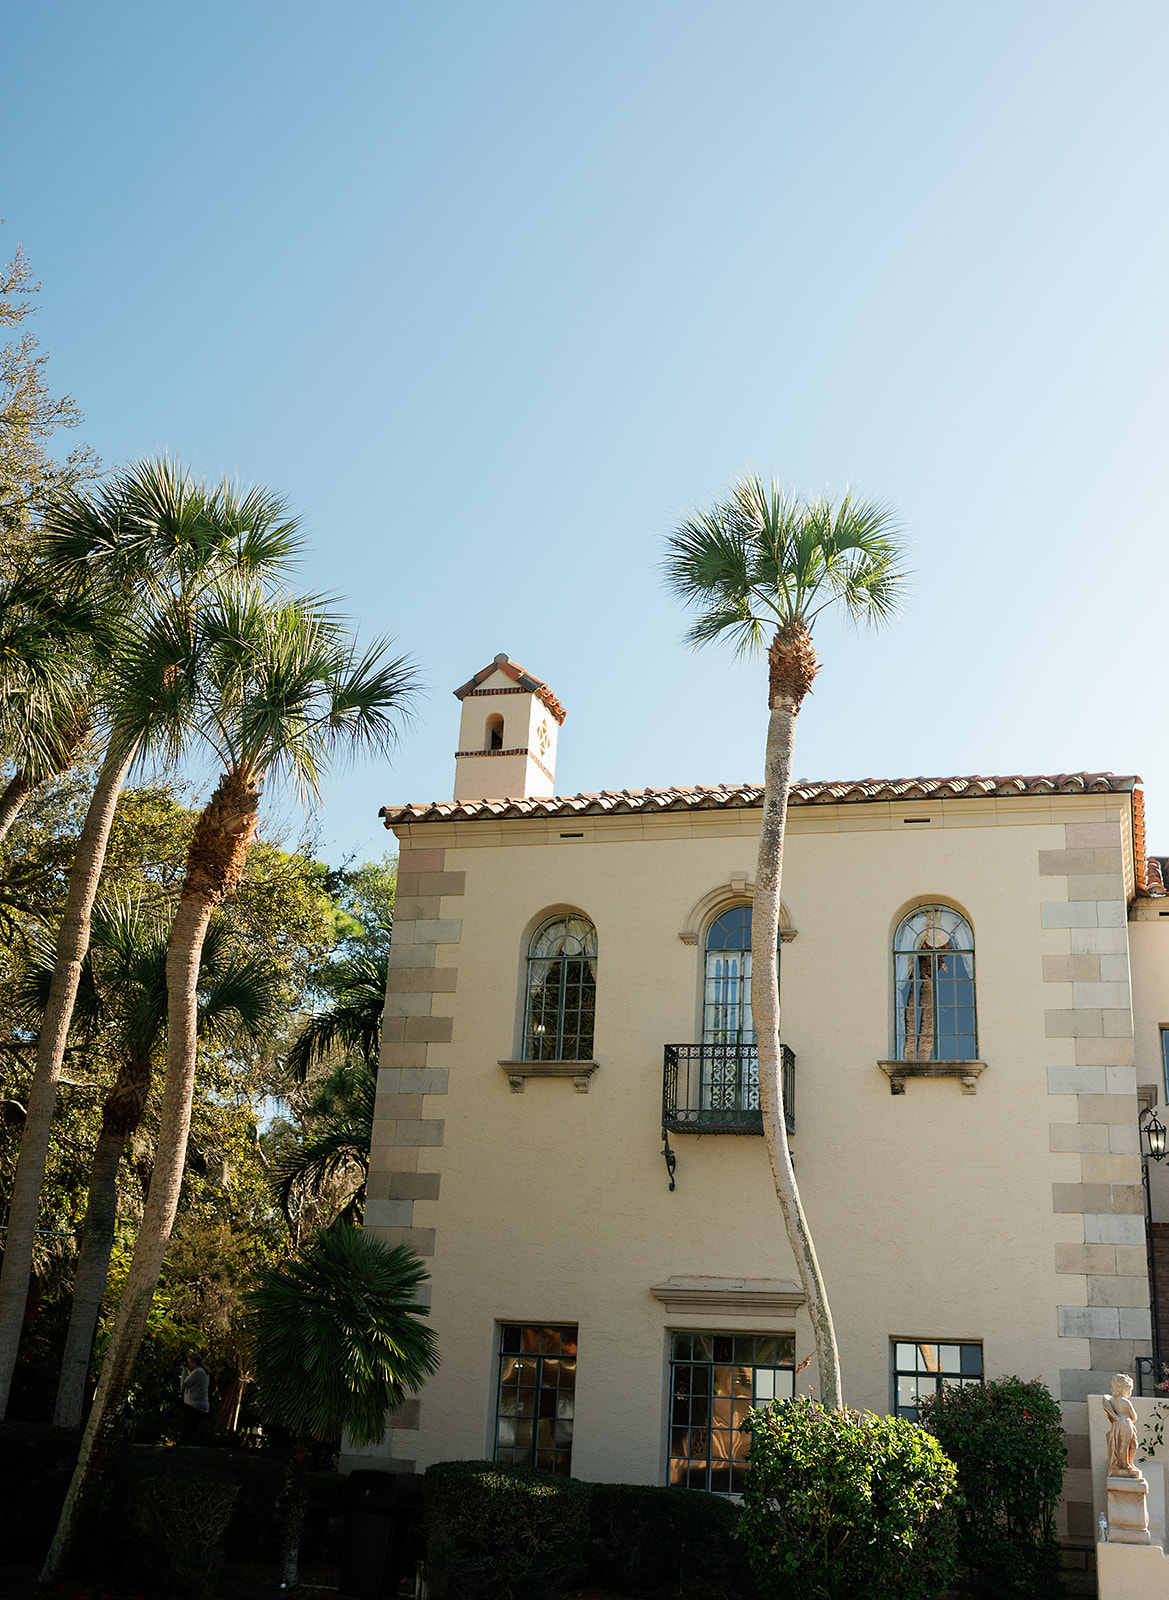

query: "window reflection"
left=894, top=906, right=976, bottom=1061
left=668, top=1332, right=795, bottom=1494
left=495, top=1324, right=577, bottom=1475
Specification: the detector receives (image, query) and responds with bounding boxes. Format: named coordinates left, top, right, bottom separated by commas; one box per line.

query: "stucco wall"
left=354, top=789, right=1149, bottom=1542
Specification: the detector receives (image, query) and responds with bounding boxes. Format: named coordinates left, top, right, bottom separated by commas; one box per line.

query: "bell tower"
left=452, top=653, right=565, bottom=802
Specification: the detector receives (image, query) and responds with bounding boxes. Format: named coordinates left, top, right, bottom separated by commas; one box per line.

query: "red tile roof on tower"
left=380, top=771, right=1140, bottom=826
left=1145, top=858, right=1169, bottom=897
left=452, top=654, right=566, bottom=725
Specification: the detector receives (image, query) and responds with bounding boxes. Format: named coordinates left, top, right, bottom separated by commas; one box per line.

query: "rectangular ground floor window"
left=669, top=1332, right=795, bottom=1494
left=893, top=1340, right=983, bottom=1418
left=494, top=1324, right=577, bottom=1476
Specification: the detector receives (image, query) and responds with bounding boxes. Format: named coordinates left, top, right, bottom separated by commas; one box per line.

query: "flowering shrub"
left=738, top=1396, right=958, bottom=1600
left=918, top=1375, right=1064, bottom=1597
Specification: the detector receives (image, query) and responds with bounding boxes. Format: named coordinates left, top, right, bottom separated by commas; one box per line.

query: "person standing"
left=180, top=1353, right=210, bottom=1439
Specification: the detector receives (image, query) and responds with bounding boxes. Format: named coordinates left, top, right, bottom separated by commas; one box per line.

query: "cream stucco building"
left=354, top=654, right=1169, bottom=1552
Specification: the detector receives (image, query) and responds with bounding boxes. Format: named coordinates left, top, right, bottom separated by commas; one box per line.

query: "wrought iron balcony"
left=662, top=1043, right=795, bottom=1137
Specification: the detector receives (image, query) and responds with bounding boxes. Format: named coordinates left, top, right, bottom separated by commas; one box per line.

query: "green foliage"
left=285, top=950, right=387, bottom=1083
left=424, top=1459, right=590, bottom=1600
left=919, top=1376, right=1064, bottom=1597
left=272, top=1055, right=377, bottom=1228
left=585, top=1481, right=760, bottom=1597
left=1142, top=1397, right=1169, bottom=1459
left=738, top=1396, right=958, bottom=1600
left=0, top=230, right=99, bottom=560
left=0, top=776, right=355, bottom=1431
left=248, top=1223, right=438, bottom=1446
left=127, top=1469, right=239, bottom=1595
left=273, top=853, right=396, bottom=1230
left=321, top=851, right=396, bottom=958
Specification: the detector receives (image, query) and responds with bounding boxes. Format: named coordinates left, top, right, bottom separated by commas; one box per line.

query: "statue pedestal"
left=1098, top=1542, right=1169, bottom=1600
left=1109, top=1473, right=1152, bottom=1544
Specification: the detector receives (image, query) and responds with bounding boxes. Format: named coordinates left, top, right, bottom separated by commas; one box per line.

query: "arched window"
left=485, top=713, right=504, bottom=750
left=894, top=905, right=976, bottom=1062
left=524, top=915, right=597, bottom=1061
left=703, top=905, right=780, bottom=1045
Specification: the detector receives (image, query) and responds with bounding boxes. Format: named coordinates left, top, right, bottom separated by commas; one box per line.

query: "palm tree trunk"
left=280, top=1437, right=316, bottom=1587
left=210, top=1366, right=250, bottom=1434
left=41, top=890, right=216, bottom=1580
left=0, top=737, right=138, bottom=1421
left=43, top=770, right=260, bottom=1581
left=0, top=771, right=36, bottom=841
left=52, top=1053, right=152, bottom=1429
left=752, top=632, right=843, bottom=1411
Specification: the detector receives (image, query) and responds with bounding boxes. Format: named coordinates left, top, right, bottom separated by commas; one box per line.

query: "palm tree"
left=42, top=594, right=417, bottom=1579
left=275, top=949, right=388, bottom=1236
left=663, top=476, right=908, bottom=1410
left=29, top=899, right=283, bottom=1428
left=248, top=1224, right=438, bottom=1586
left=0, top=459, right=301, bottom=1419
left=0, top=568, right=97, bottom=840
left=274, top=1055, right=379, bottom=1235
left=285, top=948, right=388, bottom=1083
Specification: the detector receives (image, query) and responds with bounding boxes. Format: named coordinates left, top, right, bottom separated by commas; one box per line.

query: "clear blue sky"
left=5, top=2, right=1167, bottom=864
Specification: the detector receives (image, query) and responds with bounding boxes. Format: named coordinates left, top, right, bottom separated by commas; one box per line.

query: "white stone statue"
left=1103, top=1373, right=1141, bottom=1479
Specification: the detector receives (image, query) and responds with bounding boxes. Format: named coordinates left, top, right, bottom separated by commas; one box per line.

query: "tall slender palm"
left=663, top=476, right=908, bottom=1410
left=0, top=460, right=302, bottom=1419
left=22, top=900, right=283, bottom=1428
left=248, top=1224, right=438, bottom=1586
left=43, top=594, right=417, bottom=1578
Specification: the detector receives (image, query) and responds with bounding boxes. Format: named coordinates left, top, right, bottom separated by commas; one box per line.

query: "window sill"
left=499, top=1060, right=599, bottom=1094
left=878, top=1061, right=986, bottom=1095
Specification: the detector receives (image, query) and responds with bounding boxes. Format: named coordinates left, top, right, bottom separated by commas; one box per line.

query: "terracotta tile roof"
left=1145, top=858, right=1169, bottom=897
left=452, top=654, right=566, bottom=725
left=380, top=771, right=1140, bottom=827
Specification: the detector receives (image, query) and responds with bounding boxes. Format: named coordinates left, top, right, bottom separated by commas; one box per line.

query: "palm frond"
left=0, top=570, right=99, bottom=776
left=193, top=591, right=419, bottom=801
left=273, top=1056, right=377, bottom=1224
left=247, top=1224, right=439, bottom=1445
left=285, top=952, right=387, bottom=1082
left=663, top=475, right=910, bottom=653
left=272, top=1121, right=371, bottom=1222
left=212, top=479, right=305, bottom=575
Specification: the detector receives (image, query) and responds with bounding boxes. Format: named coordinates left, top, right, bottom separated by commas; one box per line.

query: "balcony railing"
left=662, top=1043, right=795, bottom=1137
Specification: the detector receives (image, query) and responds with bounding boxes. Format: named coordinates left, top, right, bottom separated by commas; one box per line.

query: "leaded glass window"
left=669, top=1332, right=795, bottom=1493
left=701, top=907, right=781, bottom=1112
left=894, top=905, right=976, bottom=1061
left=704, top=907, right=756, bottom=1047
left=524, top=915, right=597, bottom=1061
left=893, top=1340, right=983, bottom=1419
left=494, top=1324, right=577, bottom=1475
